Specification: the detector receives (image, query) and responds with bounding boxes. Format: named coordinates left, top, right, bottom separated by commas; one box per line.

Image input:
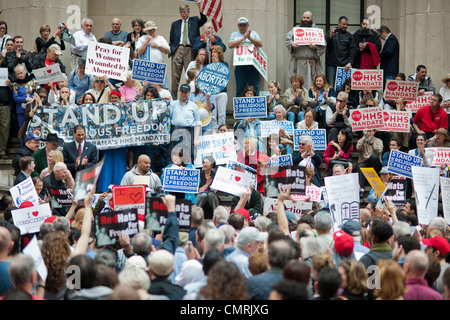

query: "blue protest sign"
left=233, top=96, right=267, bottom=119
left=268, top=154, right=293, bottom=168
left=260, top=121, right=294, bottom=138
left=162, top=168, right=200, bottom=193
left=387, top=149, right=423, bottom=179
left=294, top=129, right=327, bottom=151
left=335, top=67, right=352, bottom=90
left=132, top=59, right=166, bottom=84
left=196, top=62, right=230, bottom=95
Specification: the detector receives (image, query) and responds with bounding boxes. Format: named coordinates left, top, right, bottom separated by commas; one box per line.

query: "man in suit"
left=63, top=125, right=98, bottom=179
left=378, top=25, right=399, bottom=89
left=169, top=1, right=207, bottom=99
left=13, top=156, right=35, bottom=186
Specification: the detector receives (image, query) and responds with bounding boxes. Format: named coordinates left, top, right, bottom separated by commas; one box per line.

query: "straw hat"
left=442, top=73, right=450, bottom=84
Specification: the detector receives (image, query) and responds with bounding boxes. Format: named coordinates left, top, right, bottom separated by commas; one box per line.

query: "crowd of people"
left=0, top=2, right=450, bottom=302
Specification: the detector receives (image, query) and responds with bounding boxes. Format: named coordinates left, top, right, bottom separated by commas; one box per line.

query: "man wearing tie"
left=169, top=1, right=207, bottom=99
left=63, top=125, right=98, bottom=178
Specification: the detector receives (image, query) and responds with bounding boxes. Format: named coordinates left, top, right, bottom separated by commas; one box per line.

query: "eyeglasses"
left=0, top=28, right=6, bottom=30
left=95, top=80, right=105, bottom=83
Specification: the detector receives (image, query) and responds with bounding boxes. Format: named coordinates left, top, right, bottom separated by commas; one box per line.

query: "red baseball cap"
left=19, top=201, right=34, bottom=209
left=233, top=208, right=251, bottom=222
left=333, top=231, right=354, bottom=257
left=422, top=236, right=450, bottom=256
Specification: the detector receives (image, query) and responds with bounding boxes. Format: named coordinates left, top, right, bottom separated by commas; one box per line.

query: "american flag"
left=201, top=0, right=223, bottom=32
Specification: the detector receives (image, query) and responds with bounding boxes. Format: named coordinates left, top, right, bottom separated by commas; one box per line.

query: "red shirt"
left=413, top=104, right=448, bottom=133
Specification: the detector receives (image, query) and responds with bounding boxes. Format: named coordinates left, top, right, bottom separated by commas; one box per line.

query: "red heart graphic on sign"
left=234, top=176, right=241, bottom=182
left=130, top=192, right=142, bottom=203
left=47, top=69, right=52, bottom=74
left=32, top=211, right=39, bottom=217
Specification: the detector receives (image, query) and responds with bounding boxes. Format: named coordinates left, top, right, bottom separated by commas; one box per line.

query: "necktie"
left=78, top=143, right=82, bottom=157
left=182, top=20, right=188, bottom=46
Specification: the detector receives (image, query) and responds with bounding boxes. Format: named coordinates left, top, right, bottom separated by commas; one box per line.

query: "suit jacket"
left=63, top=140, right=98, bottom=178
left=13, top=146, right=35, bottom=176
left=169, top=13, right=207, bottom=57
left=379, top=33, right=399, bottom=76
left=32, top=148, right=48, bottom=178
left=14, top=171, right=29, bottom=186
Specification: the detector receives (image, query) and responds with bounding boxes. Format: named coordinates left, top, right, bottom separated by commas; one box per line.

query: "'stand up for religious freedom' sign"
left=132, top=59, right=167, bottom=85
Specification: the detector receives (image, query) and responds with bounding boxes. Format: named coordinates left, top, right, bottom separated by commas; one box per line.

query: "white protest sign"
left=440, top=177, right=450, bottom=226
left=428, top=148, right=450, bottom=166
left=412, top=166, right=439, bottom=225
left=350, top=69, right=383, bottom=90
left=32, top=63, right=66, bottom=85
left=0, top=68, right=8, bottom=86
left=210, top=166, right=252, bottom=197
left=291, top=186, right=322, bottom=202
left=12, top=203, right=53, bottom=235
left=233, top=44, right=268, bottom=81
left=23, top=235, right=47, bottom=282
left=293, top=27, right=326, bottom=46
left=86, top=41, right=130, bottom=81
left=384, top=80, right=419, bottom=101
left=9, top=177, right=40, bottom=207
left=349, top=106, right=384, bottom=131
left=263, top=197, right=312, bottom=216
left=260, top=121, right=294, bottom=137
left=194, top=132, right=237, bottom=167
left=324, top=173, right=360, bottom=228
left=380, top=110, right=411, bottom=133
left=406, top=92, right=432, bottom=113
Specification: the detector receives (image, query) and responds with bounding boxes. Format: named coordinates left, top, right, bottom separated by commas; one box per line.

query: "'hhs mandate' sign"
left=384, top=80, right=419, bottom=101
left=293, top=27, right=326, bottom=46
left=233, top=44, right=268, bottom=81
left=406, top=92, right=433, bottom=113
left=351, top=69, right=383, bottom=90
left=350, top=107, right=384, bottom=131
left=380, top=110, right=411, bottom=133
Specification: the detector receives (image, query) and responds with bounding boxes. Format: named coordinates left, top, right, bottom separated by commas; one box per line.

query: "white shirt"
left=136, top=35, right=169, bottom=63
left=0, top=34, right=11, bottom=53
left=68, top=29, right=97, bottom=56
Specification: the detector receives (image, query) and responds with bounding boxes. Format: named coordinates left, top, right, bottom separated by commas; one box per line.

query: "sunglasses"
left=336, top=99, right=345, bottom=103
left=95, top=80, right=105, bottom=83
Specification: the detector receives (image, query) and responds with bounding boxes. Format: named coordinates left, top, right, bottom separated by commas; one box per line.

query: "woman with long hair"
left=323, top=127, right=354, bottom=174
left=308, top=73, right=336, bottom=126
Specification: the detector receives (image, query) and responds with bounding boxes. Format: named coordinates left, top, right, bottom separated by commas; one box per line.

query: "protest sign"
left=335, top=67, right=351, bottom=90
left=349, top=107, right=384, bottom=131
left=384, top=80, right=419, bottom=101
left=265, top=166, right=306, bottom=198
left=261, top=121, right=294, bottom=137
left=291, top=186, right=322, bottom=203
left=263, top=197, right=312, bottom=216
left=132, top=59, right=166, bottom=84
left=112, top=184, right=147, bottom=216
left=292, top=27, right=326, bottom=46
left=412, top=166, right=439, bottom=225
left=94, top=208, right=139, bottom=247
left=145, top=197, right=191, bottom=232
left=73, top=157, right=105, bottom=201
left=428, top=148, right=450, bottom=166
left=360, top=167, right=386, bottom=198
left=233, top=96, right=267, bottom=119
left=382, top=178, right=407, bottom=207
left=387, top=149, right=423, bottom=179
left=440, top=177, right=450, bottom=226
left=406, top=92, right=432, bottom=113
left=210, top=166, right=253, bottom=197
left=268, top=154, right=293, bottom=168
left=162, top=168, right=200, bottom=194
left=12, top=203, right=52, bottom=235
left=196, top=62, right=230, bottom=95
left=194, top=132, right=236, bottom=168
left=294, top=129, right=327, bottom=151
left=32, top=63, right=66, bottom=85
left=23, top=236, right=47, bottom=282
left=227, top=160, right=257, bottom=187
left=233, top=44, right=268, bottom=81
left=350, top=69, right=383, bottom=90
left=47, top=187, right=73, bottom=208
left=9, top=177, right=40, bottom=207
left=85, top=41, right=130, bottom=81
left=0, top=68, right=7, bottom=86
left=380, top=110, right=411, bottom=133
left=324, top=173, right=360, bottom=228
left=27, top=99, right=171, bottom=150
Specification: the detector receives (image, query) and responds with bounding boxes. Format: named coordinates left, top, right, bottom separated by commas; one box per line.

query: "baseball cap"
left=110, top=90, right=121, bottom=98
left=48, top=44, right=63, bottom=56
left=25, top=133, right=41, bottom=142
left=233, top=208, right=251, bottom=222
left=333, top=231, right=354, bottom=257
left=238, top=17, right=249, bottom=25
left=341, top=220, right=361, bottom=237
left=237, top=227, right=268, bottom=246
left=380, top=167, right=390, bottom=174
left=180, top=84, right=191, bottom=92
left=422, top=236, right=450, bottom=256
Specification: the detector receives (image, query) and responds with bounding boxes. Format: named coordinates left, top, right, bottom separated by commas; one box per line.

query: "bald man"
left=104, top=18, right=128, bottom=47
left=121, top=155, right=162, bottom=191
